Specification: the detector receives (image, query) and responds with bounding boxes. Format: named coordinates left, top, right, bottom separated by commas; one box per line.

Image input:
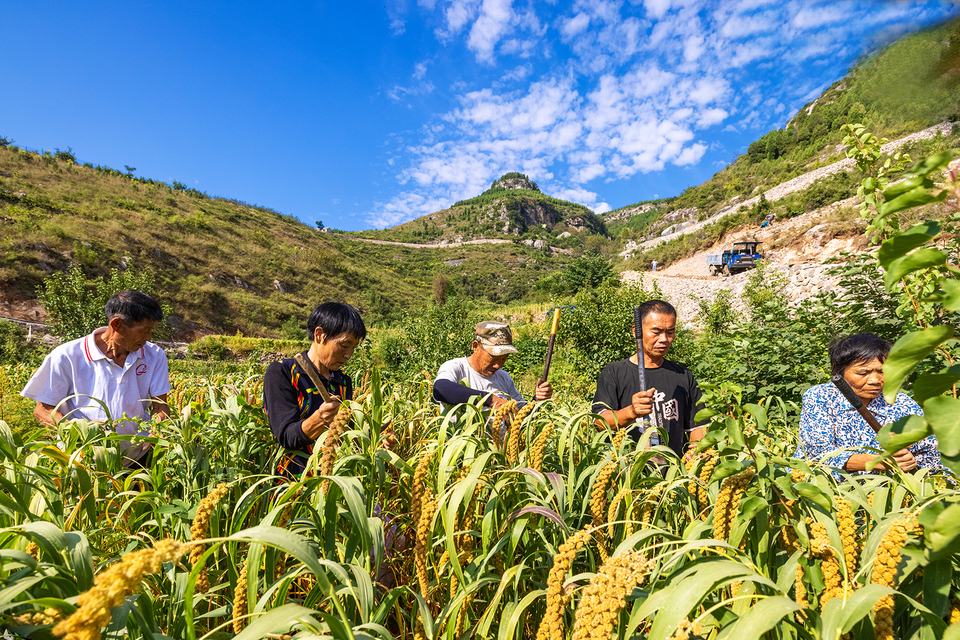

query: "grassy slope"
left=0, top=149, right=572, bottom=335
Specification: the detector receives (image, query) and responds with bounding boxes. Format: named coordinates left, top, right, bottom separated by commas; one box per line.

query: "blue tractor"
left=706, top=241, right=762, bottom=276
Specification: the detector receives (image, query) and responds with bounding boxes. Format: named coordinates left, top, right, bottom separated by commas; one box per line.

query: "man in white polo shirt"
left=21, top=289, right=171, bottom=466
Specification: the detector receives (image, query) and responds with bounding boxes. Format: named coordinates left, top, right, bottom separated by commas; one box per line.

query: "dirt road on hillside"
left=637, top=121, right=955, bottom=250
left=339, top=237, right=513, bottom=249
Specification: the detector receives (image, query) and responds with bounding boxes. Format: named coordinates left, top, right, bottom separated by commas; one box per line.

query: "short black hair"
left=829, top=333, right=892, bottom=376
left=105, top=290, right=163, bottom=324
left=306, top=302, right=366, bottom=342
left=638, top=299, right=676, bottom=324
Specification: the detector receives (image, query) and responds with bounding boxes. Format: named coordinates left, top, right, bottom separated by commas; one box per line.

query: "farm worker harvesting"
left=264, top=302, right=366, bottom=478
left=432, top=321, right=553, bottom=415
left=794, top=333, right=941, bottom=473
left=592, top=300, right=706, bottom=458
left=21, top=290, right=169, bottom=468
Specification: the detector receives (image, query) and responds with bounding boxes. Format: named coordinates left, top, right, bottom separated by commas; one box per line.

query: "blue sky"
left=1, top=1, right=956, bottom=231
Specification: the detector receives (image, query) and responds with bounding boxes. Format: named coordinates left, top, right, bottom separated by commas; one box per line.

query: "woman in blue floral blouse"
left=795, top=333, right=941, bottom=473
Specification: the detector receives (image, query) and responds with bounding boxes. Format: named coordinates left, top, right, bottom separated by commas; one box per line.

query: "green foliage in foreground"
left=1, top=145, right=959, bottom=639
left=0, top=366, right=957, bottom=639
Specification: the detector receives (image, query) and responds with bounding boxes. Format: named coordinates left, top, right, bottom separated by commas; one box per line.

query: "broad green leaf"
left=643, top=560, right=775, bottom=640
left=912, top=365, right=960, bottom=404
left=930, top=504, right=960, bottom=559
left=925, top=396, right=960, bottom=456
left=820, top=584, right=894, bottom=636
left=945, top=621, right=960, bottom=640
left=876, top=414, right=930, bottom=452
left=878, top=220, right=940, bottom=265
left=104, top=594, right=140, bottom=639
left=883, top=248, right=947, bottom=289
left=712, top=459, right=746, bottom=482
left=923, top=557, right=952, bottom=618
left=233, top=604, right=323, bottom=640
left=883, top=326, right=955, bottom=402
left=879, top=187, right=947, bottom=218
left=64, top=532, right=95, bottom=593
left=883, top=175, right=931, bottom=200
left=924, top=279, right=960, bottom=312
left=795, top=482, right=832, bottom=512
left=742, top=404, right=767, bottom=432
left=716, top=596, right=801, bottom=640
left=911, top=150, right=956, bottom=177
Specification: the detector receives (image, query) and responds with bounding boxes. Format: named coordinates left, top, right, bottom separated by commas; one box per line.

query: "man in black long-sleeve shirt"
left=264, top=303, right=364, bottom=477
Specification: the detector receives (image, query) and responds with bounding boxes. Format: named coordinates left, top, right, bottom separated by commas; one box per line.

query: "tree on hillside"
left=38, top=264, right=172, bottom=342
left=0, top=135, right=13, bottom=148
left=564, top=255, right=615, bottom=291
left=433, top=273, right=450, bottom=306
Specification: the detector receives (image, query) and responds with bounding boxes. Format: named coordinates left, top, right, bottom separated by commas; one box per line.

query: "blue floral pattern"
left=793, top=383, right=941, bottom=472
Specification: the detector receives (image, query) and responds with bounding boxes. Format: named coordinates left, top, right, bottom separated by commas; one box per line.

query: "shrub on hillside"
left=0, top=321, right=45, bottom=366
left=38, top=264, right=173, bottom=342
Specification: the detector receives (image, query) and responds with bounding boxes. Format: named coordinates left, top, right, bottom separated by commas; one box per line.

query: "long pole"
left=634, top=306, right=661, bottom=446
left=633, top=306, right=647, bottom=393
left=538, top=308, right=561, bottom=386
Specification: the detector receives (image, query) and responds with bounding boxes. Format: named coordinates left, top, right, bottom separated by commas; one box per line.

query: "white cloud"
left=644, top=0, right=672, bottom=19
left=468, top=0, right=516, bottom=63
left=560, top=12, right=590, bottom=39
left=367, top=0, right=960, bottom=226
left=697, top=108, right=728, bottom=128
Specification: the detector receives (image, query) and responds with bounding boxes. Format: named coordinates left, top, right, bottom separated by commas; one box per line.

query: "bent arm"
left=34, top=402, right=64, bottom=427
left=150, top=394, right=170, bottom=421
left=595, top=406, right=638, bottom=431
left=263, top=363, right=319, bottom=451
left=797, top=389, right=855, bottom=469
left=433, top=379, right=487, bottom=405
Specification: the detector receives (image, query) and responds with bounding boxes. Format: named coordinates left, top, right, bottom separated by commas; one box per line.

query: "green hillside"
left=347, top=172, right=608, bottom=248
left=0, top=147, right=573, bottom=336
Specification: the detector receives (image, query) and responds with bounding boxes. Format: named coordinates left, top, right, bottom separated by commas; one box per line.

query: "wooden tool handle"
left=831, top=374, right=883, bottom=433
left=539, top=308, right=562, bottom=385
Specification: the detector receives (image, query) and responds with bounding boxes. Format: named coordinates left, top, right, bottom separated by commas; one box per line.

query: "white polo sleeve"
left=20, top=348, right=73, bottom=406
left=147, top=346, right=171, bottom=397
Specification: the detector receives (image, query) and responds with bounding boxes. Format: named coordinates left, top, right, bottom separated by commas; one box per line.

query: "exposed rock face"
left=492, top=176, right=540, bottom=192
left=496, top=198, right=561, bottom=234
left=619, top=264, right=839, bottom=329
left=604, top=203, right=656, bottom=224
left=564, top=213, right=606, bottom=235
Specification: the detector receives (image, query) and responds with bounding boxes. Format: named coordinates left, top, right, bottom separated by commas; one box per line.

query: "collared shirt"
left=793, top=382, right=941, bottom=472
left=20, top=327, right=171, bottom=436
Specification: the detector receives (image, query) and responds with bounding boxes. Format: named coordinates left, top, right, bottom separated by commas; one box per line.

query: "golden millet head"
left=53, top=539, right=185, bottom=640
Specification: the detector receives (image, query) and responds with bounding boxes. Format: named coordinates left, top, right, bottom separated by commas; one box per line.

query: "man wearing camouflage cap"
left=433, top=321, right=552, bottom=411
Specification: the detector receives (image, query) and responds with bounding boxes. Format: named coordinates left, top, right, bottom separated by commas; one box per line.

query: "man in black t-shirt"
left=592, top=299, right=706, bottom=458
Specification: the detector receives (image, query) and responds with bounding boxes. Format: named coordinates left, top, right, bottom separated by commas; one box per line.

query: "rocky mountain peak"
left=491, top=172, right=540, bottom=192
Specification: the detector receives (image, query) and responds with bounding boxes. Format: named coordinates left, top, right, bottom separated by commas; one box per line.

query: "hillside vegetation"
left=347, top=172, right=609, bottom=248
left=0, top=149, right=580, bottom=336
